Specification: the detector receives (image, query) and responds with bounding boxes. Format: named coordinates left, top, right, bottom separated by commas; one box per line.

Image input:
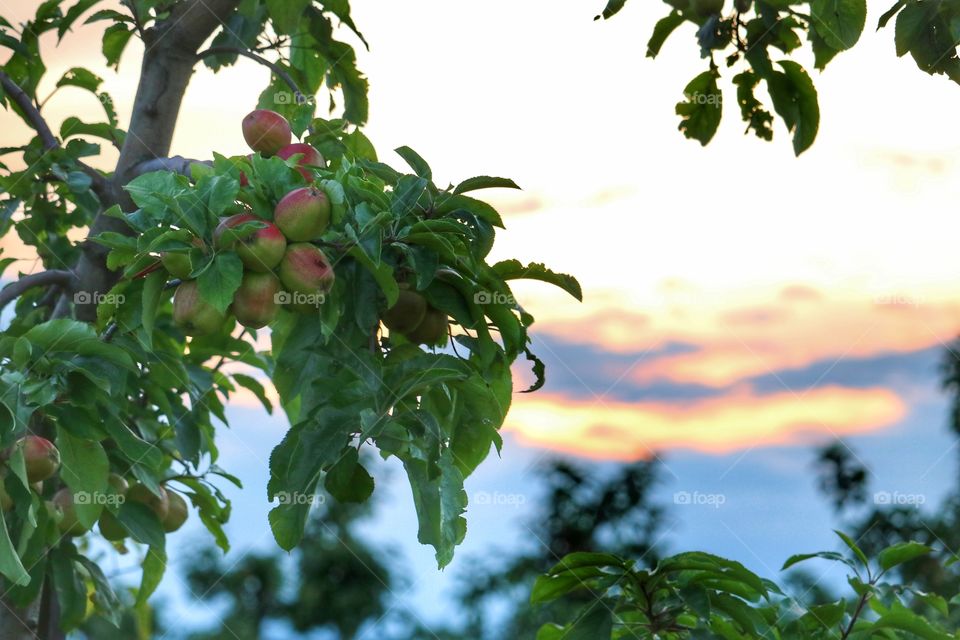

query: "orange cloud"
left=534, top=295, right=960, bottom=388
left=504, top=386, right=907, bottom=461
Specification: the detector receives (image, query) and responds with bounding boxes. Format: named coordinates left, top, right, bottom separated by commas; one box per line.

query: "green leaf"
left=676, top=70, right=722, bottom=146
left=453, top=175, right=520, bottom=194
left=766, top=61, right=819, bottom=155
left=268, top=408, right=355, bottom=550
left=894, top=1, right=935, bottom=57
left=872, top=607, right=954, bottom=640
left=197, top=252, right=243, bottom=314
left=102, top=23, right=132, bottom=68
left=647, top=12, right=685, bottom=58
left=810, top=0, right=866, bottom=50
left=781, top=550, right=849, bottom=570
left=196, top=173, right=240, bottom=217
left=834, top=530, right=869, bottom=567
left=324, top=447, right=374, bottom=503
left=402, top=447, right=467, bottom=568
left=0, top=509, right=29, bottom=586
left=878, top=541, right=932, bottom=571
left=84, top=8, right=132, bottom=24
left=394, top=146, right=432, bottom=180
left=140, top=270, right=165, bottom=347
left=348, top=245, right=399, bottom=306
left=50, top=551, right=86, bottom=630
left=521, top=347, right=546, bottom=393
left=76, top=556, right=122, bottom=625
left=809, top=26, right=842, bottom=70
left=266, top=0, right=310, bottom=33
left=136, top=546, right=166, bottom=606
left=55, top=67, right=103, bottom=92
left=232, top=373, right=273, bottom=414
left=546, top=602, right=614, bottom=639
left=117, top=501, right=165, bottom=549
left=491, top=260, right=582, bottom=301
left=595, top=0, right=628, bottom=20
left=434, top=193, right=504, bottom=228
left=877, top=0, right=905, bottom=29
left=391, top=175, right=429, bottom=217
left=306, top=9, right=369, bottom=124
left=58, top=0, right=101, bottom=41
left=56, top=428, right=109, bottom=528
left=22, top=319, right=134, bottom=369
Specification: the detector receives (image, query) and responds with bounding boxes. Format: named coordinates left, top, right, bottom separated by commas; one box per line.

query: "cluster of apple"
left=381, top=286, right=449, bottom=346
left=0, top=436, right=187, bottom=539
left=162, top=109, right=451, bottom=346
left=164, top=109, right=336, bottom=334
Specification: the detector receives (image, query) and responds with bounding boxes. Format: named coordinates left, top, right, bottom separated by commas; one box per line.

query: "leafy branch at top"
left=599, top=0, right=960, bottom=155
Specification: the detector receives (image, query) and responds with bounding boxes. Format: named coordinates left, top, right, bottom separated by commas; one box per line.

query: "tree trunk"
left=72, top=0, right=242, bottom=321
left=0, top=598, right=41, bottom=640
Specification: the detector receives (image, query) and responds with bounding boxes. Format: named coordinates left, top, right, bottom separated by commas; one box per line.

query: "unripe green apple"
left=242, top=109, right=292, bottom=156
left=107, top=472, right=129, bottom=496
left=278, top=243, right=335, bottom=295
left=274, top=187, right=331, bottom=241
left=17, top=436, right=60, bottom=482
left=161, top=238, right=204, bottom=279
left=405, top=308, right=448, bottom=346
left=277, top=143, right=325, bottom=180
left=53, top=488, right=89, bottom=536
left=98, top=510, right=126, bottom=541
left=214, top=213, right=287, bottom=272
left=232, top=272, right=282, bottom=329
left=127, top=483, right=169, bottom=520
left=383, top=289, right=427, bottom=334
left=173, top=281, right=228, bottom=337
left=691, top=0, right=723, bottom=15
left=162, top=491, right=189, bottom=533
left=161, top=252, right=192, bottom=279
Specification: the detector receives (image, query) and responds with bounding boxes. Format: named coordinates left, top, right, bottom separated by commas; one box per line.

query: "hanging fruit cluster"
left=93, top=107, right=581, bottom=569
left=163, top=110, right=336, bottom=334
left=0, top=436, right=188, bottom=540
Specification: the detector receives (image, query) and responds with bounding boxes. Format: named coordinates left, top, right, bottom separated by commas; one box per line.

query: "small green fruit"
left=405, top=308, right=448, bottom=346
left=162, top=491, right=189, bottom=533
left=98, top=510, right=127, bottom=541
left=107, top=472, right=129, bottom=496
left=173, top=281, right=228, bottom=337
left=383, top=289, right=427, bottom=334
left=18, top=436, right=60, bottom=482
left=53, top=488, right=89, bottom=536
left=161, top=252, right=192, bottom=279
left=232, top=272, right=282, bottom=329
left=127, top=484, right=169, bottom=520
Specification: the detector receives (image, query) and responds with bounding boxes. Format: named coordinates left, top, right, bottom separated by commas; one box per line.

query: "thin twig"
left=195, top=46, right=314, bottom=135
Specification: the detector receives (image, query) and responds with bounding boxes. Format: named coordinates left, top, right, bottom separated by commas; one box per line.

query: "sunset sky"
left=3, top=0, right=960, bottom=634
